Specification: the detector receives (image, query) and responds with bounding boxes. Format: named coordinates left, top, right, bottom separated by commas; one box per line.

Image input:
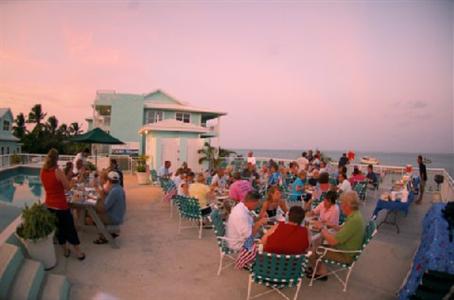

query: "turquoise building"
left=87, top=90, right=226, bottom=171
left=0, top=108, right=21, bottom=155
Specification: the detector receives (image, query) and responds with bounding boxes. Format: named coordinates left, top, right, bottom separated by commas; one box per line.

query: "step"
left=0, top=243, right=24, bottom=299
left=8, top=259, right=45, bottom=300
left=39, top=274, right=70, bottom=300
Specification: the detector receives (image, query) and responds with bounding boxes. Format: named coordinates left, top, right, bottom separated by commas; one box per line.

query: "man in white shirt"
left=296, top=152, right=309, bottom=171
left=247, top=151, right=256, bottom=166
left=226, top=192, right=267, bottom=251
left=337, top=173, right=352, bottom=193
left=72, top=148, right=90, bottom=174
left=211, top=168, right=229, bottom=189
left=158, top=161, right=172, bottom=178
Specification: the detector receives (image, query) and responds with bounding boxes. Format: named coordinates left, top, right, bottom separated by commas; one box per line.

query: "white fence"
left=0, top=153, right=135, bottom=173
left=218, top=156, right=454, bottom=202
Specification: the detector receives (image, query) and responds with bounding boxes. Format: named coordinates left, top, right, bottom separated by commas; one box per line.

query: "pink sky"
left=0, top=1, right=452, bottom=153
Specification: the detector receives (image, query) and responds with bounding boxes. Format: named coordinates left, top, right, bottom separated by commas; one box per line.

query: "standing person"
left=416, top=155, right=427, bottom=204
left=247, top=151, right=256, bottom=166
left=158, top=160, right=172, bottom=179
left=297, top=152, right=310, bottom=171
left=72, top=148, right=90, bottom=174
left=109, top=159, right=123, bottom=187
left=40, top=149, right=85, bottom=260
left=338, top=153, right=349, bottom=168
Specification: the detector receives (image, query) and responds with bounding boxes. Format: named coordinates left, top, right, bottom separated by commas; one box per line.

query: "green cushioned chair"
left=210, top=209, right=243, bottom=275
left=309, top=220, right=377, bottom=292
left=353, top=181, right=368, bottom=203
left=177, top=196, right=203, bottom=239
left=247, top=252, right=311, bottom=300
left=150, top=169, right=159, bottom=186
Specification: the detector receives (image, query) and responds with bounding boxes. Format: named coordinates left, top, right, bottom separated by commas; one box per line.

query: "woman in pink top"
left=309, top=190, right=340, bottom=228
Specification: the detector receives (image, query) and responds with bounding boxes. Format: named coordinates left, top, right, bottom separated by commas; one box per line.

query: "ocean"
left=233, top=149, right=454, bottom=178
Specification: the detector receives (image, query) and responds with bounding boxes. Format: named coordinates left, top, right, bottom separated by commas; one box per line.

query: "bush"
left=136, top=155, right=148, bottom=172
left=16, top=203, right=57, bottom=241
left=85, top=161, right=97, bottom=171
left=10, top=154, right=21, bottom=165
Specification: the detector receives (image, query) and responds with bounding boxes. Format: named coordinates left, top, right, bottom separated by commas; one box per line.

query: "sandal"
left=63, top=249, right=71, bottom=258
left=77, top=253, right=86, bottom=261
left=93, top=237, right=108, bottom=245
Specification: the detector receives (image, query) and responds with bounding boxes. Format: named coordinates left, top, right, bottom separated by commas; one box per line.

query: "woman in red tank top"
left=261, top=206, right=309, bottom=255
left=41, top=149, right=85, bottom=260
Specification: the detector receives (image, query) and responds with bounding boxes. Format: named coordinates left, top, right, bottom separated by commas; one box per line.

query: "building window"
left=6, top=147, right=9, bottom=154
left=145, top=110, right=163, bottom=124
left=1, top=147, right=3, bottom=155
left=176, top=112, right=190, bottom=123
left=3, top=120, right=10, bottom=131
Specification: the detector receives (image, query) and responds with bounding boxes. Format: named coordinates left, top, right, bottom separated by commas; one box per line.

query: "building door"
left=187, top=139, right=202, bottom=172
left=161, top=138, right=180, bottom=171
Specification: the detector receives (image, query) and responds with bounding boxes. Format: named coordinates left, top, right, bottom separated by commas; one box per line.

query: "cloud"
left=407, top=100, right=427, bottom=109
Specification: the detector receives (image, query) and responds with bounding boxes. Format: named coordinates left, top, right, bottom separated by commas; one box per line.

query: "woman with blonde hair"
left=40, top=149, right=85, bottom=260
left=259, top=186, right=289, bottom=219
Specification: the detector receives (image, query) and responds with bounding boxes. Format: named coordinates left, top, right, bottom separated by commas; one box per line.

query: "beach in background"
left=233, top=149, right=454, bottom=178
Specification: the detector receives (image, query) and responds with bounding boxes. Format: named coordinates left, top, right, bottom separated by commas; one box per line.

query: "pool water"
left=0, top=167, right=43, bottom=208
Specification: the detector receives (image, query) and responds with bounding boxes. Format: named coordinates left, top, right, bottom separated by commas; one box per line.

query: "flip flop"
left=93, top=237, right=108, bottom=245
left=77, top=253, right=86, bottom=261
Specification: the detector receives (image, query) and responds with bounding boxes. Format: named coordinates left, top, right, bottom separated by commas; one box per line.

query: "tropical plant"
left=46, top=116, right=59, bottom=135
left=198, top=142, right=236, bottom=171
left=12, top=113, right=27, bottom=139
left=10, top=154, right=22, bottom=165
left=27, top=104, right=47, bottom=130
left=136, top=155, right=148, bottom=172
left=69, top=122, right=82, bottom=135
left=16, top=203, right=57, bottom=241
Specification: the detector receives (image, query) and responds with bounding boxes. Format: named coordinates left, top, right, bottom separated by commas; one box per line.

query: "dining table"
left=67, top=185, right=119, bottom=249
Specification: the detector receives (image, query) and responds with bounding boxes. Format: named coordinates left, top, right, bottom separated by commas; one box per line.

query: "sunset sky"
left=0, top=1, right=453, bottom=153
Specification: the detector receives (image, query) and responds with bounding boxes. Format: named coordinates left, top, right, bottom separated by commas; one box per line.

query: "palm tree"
left=13, top=113, right=27, bottom=139
left=198, top=142, right=236, bottom=171
left=27, top=104, right=47, bottom=130
left=69, top=122, right=82, bottom=135
left=46, top=116, right=59, bottom=135
left=57, top=123, right=69, bottom=136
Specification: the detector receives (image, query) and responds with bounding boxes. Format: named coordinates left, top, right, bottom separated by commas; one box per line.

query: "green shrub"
left=10, top=154, right=21, bottom=165
left=16, top=203, right=57, bottom=241
left=136, top=155, right=148, bottom=172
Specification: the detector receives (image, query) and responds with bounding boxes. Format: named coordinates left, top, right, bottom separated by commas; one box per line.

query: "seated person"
left=226, top=192, right=268, bottom=251
left=108, top=159, right=124, bottom=187
left=337, top=173, right=352, bottom=193
left=289, top=170, right=307, bottom=201
left=261, top=206, right=309, bottom=254
left=64, top=161, right=75, bottom=181
left=181, top=172, right=194, bottom=196
left=349, top=166, right=366, bottom=187
left=241, top=163, right=260, bottom=185
left=311, top=191, right=365, bottom=278
left=309, top=191, right=340, bottom=228
left=158, top=160, right=172, bottom=179
left=94, top=171, right=127, bottom=244
left=308, top=169, right=320, bottom=187
left=229, top=172, right=253, bottom=202
left=259, top=186, right=289, bottom=219
left=189, top=173, right=215, bottom=216
left=210, top=168, right=229, bottom=190
left=286, top=162, right=299, bottom=185
left=366, top=164, right=378, bottom=188
left=267, top=164, right=282, bottom=187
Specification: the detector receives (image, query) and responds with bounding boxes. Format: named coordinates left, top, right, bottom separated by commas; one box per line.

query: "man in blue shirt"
left=94, top=171, right=126, bottom=244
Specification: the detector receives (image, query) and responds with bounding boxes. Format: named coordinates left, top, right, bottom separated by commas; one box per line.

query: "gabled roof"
left=143, top=90, right=184, bottom=105
left=0, top=108, right=13, bottom=120
left=138, top=119, right=210, bottom=134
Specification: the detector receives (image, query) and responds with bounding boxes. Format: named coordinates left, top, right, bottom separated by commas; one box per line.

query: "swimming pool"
left=0, top=166, right=43, bottom=208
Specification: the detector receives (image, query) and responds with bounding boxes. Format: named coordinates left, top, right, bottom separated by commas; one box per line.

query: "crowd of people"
left=158, top=150, right=376, bottom=281
left=40, top=148, right=127, bottom=261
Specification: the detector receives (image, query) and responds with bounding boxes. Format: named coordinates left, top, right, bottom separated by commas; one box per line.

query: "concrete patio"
left=49, top=174, right=436, bottom=300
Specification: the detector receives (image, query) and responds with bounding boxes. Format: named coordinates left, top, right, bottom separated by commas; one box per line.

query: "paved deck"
left=49, top=174, right=437, bottom=300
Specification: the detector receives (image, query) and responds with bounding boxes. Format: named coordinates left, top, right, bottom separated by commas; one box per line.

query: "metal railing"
left=216, top=156, right=454, bottom=202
